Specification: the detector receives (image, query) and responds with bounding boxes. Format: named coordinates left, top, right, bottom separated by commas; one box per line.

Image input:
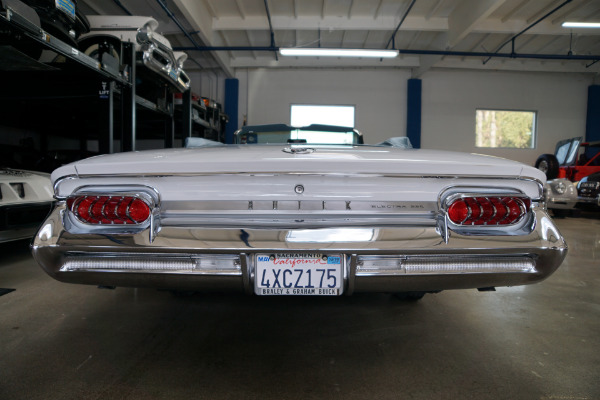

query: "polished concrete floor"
left=1, top=215, right=599, bottom=400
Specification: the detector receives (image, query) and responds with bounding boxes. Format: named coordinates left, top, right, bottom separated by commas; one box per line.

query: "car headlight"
left=137, top=24, right=154, bottom=45
left=554, top=181, right=566, bottom=194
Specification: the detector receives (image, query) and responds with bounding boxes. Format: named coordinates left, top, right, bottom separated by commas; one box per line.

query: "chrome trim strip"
left=161, top=200, right=438, bottom=213
left=53, top=173, right=544, bottom=200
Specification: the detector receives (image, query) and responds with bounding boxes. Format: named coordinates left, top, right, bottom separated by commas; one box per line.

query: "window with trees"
left=475, top=109, right=536, bottom=148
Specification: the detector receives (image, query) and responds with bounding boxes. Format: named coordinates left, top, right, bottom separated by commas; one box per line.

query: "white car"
left=544, top=178, right=578, bottom=213
left=1, top=169, right=54, bottom=243
left=32, top=125, right=567, bottom=299
left=78, top=16, right=190, bottom=92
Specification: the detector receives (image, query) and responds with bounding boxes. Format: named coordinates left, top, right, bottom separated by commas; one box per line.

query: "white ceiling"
left=79, top=0, right=600, bottom=77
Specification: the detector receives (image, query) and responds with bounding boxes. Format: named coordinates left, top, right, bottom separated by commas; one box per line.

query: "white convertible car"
left=32, top=125, right=567, bottom=298
left=1, top=168, right=54, bottom=243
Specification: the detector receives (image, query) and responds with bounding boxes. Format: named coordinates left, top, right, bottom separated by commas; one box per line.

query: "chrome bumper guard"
left=32, top=206, right=567, bottom=294
left=140, top=44, right=189, bottom=92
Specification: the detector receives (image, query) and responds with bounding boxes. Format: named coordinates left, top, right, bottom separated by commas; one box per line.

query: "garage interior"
left=1, top=0, right=600, bottom=399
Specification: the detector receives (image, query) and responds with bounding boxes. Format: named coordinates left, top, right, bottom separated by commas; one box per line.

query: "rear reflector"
left=67, top=195, right=151, bottom=225
left=447, top=196, right=530, bottom=226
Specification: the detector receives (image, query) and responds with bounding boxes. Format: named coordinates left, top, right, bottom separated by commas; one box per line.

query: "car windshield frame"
left=554, top=137, right=582, bottom=166
left=233, top=124, right=364, bottom=145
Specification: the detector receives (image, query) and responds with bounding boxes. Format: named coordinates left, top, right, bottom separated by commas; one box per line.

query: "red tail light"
left=447, top=196, right=530, bottom=226
left=67, top=195, right=151, bottom=225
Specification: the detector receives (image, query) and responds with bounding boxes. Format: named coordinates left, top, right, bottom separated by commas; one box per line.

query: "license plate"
left=55, top=0, right=76, bottom=20
left=255, top=254, right=343, bottom=295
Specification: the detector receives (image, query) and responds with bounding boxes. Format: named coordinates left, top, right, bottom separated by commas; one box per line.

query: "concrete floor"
left=0, top=216, right=599, bottom=400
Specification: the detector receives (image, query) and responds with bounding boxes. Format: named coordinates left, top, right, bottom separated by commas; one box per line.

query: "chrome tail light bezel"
left=62, top=186, right=160, bottom=240
left=439, top=187, right=537, bottom=237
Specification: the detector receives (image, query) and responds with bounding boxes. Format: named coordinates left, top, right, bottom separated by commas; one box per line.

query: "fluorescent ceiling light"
left=279, top=48, right=399, bottom=58
left=562, top=22, right=600, bottom=28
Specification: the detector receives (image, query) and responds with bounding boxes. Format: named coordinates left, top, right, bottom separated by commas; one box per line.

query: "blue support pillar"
left=406, top=78, right=422, bottom=149
left=586, top=85, right=600, bottom=143
left=224, top=78, right=239, bottom=144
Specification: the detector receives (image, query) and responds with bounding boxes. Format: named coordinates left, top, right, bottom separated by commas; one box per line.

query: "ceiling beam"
left=213, top=16, right=447, bottom=31
left=526, top=0, right=563, bottom=24
left=347, top=0, right=354, bottom=18
left=426, top=0, right=445, bottom=20
left=461, top=33, right=490, bottom=60
left=411, top=33, right=448, bottom=78
left=436, top=57, right=599, bottom=74
left=212, top=15, right=599, bottom=36
left=202, top=0, right=218, bottom=19
left=373, top=0, right=383, bottom=19
left=171, top=0, right=234, bottom=77
left=447, top=0, right=506, bottom=48
left=500, top=0, right=528, bottom=22
left=550, top=0, right=591, bottom=24
left=234, top=0, right=246, bottom=19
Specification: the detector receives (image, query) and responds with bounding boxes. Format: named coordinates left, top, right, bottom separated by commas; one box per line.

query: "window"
left=290, top=105, right=355, bottom=128
left=475, top=109, right=536, bottom=148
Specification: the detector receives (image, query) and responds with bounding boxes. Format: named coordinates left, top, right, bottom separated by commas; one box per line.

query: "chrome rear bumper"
left=31, top=206, right=567, bottom=294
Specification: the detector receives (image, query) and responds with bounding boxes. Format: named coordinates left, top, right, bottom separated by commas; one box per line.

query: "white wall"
left=236, top=68, right=411, bottom=143
left=234, top=67, right=593, bottom=165
left=421, top=69, right=592, bottom=165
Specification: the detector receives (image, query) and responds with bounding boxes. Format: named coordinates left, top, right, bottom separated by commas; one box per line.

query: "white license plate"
left=255, top=254, right=343, bottom=296
left=55, top=0, right=76, bottom=20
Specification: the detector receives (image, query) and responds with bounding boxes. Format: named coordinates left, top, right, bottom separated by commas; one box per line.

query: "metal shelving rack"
left=0, top=1, right=183, bottom=164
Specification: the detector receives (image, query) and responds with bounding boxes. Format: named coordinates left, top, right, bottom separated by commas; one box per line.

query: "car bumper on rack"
left=32, top=204, right=567, bottom=295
